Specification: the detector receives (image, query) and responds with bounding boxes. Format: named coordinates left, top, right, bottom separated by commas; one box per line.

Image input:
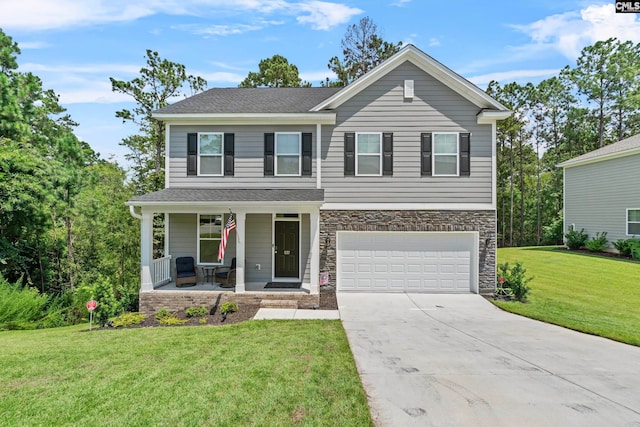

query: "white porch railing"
left=152, top=255, right=172, bottom=288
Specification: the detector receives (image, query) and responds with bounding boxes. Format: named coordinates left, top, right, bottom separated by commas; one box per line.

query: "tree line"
left=489, top=38, right=640, bottom=247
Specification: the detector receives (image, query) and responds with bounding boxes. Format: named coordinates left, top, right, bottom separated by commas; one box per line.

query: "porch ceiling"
left=126, top=188, right=324, bottom=206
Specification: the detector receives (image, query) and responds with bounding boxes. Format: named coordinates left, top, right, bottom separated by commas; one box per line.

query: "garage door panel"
left=338, top=232, right=474, bottom=292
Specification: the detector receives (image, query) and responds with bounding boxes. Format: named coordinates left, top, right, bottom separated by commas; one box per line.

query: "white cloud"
left=0, top=0, right=361, bottom=32
left=467, top=68, right=560, bottom=85
left=299, top=69, right=336, bottom=83
left=295, top=1, right=362, bottom=30
left=21, top=62, right=140, bottom=75
left=16, top=41, right=51, bottom=49
left=391, top=0, right=411, bottom=7
left=196, top=71, right=246, bottom=84
left=174, top=23, right=263, bottom=36
left=428, top=37, right=440, bottom=47
left=512, top=3, right=640, bottom=60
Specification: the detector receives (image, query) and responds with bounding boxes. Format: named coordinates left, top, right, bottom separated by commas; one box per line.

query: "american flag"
left=217, top=213, right=236, bottom=261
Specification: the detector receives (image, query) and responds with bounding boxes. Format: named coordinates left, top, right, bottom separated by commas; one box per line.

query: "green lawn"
left=495, top=246, right=640, bottom=346
left=0, top=321, right=372, bottom=427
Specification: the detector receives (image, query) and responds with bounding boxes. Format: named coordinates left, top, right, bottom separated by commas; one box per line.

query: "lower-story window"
left=198, top=214, right=222, bottom=264
left=628, top=209, right=640, bottom=235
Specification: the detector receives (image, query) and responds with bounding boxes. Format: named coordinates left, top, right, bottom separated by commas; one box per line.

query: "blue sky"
left=2, top=0, right=640, bottom=166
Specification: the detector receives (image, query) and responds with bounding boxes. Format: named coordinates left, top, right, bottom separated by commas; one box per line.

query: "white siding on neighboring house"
left=322, top=61, right=493, bottom=205
left=564, top=153, right=640, bottom=244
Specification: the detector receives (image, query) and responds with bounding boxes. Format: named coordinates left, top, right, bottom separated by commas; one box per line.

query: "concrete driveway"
left=338, top=293, right=640, bottom=427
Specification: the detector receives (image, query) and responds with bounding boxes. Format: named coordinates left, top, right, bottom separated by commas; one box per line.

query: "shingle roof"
left=155, top=87, right=342, bottom=114
left=559, top=133, right=640, bottom=167
left=128, top=188, right=325, bottom=204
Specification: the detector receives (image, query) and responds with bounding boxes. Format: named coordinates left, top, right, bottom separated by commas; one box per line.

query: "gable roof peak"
left=312, top=43, right=509, bottom=113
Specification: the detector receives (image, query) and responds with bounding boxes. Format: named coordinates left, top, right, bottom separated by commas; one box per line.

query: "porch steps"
left=260, top=299, right=298, bottom=309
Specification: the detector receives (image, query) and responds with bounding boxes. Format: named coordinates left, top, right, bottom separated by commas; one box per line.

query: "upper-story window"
left=433, top=133, right=459, bottom=176
left=198, top=133, right=223, bottom=176
left=628, top=209, right=640, bottom=235
left=356, top=133, right=382, bottom=176
left=275, top=132, right=301, bottom=176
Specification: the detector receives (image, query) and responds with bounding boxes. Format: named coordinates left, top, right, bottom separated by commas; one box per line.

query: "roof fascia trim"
left=558, top=146, right=640, bottom=168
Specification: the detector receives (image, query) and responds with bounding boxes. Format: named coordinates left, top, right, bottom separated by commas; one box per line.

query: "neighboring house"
left=126, top=44, right=511, bottom=313
left=559, top=134, right=640, bottom=249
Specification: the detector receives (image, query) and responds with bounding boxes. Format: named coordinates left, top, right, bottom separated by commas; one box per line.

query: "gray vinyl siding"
left=564, top=153, right=640, bottom=245
left=168, top=213, right=236, bottom=266
left=323, top=61, right=492, bottom=204
left=169, top=125, right=316, bottom=188
left=245, top=214, right=272, bottom=283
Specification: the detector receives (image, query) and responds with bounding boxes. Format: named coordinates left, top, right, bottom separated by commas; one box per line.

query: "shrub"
left=613, top=239, right=633, bottom=257
left=614, top=238, right=640, bottom=258
left=93, top=276, right=120, bottom=327
left=0, top=276, right=50, bottom=330
left=542, top=218, right=564, bottom=245
left=199, top=318, right=207, bottom=325
left=185, top=306, right=208, bottom=318
left=220, top=301, right=238, bottom=314
left=158, top=315, right=188, bottom=326
left=496, top=261, right=532, bottom=302
left=564, top=227, right=588, bottom=250
left=154, top=308, right=171, bottom=321
left=584, top=231, right=608, bottom=252
left=111, top=312, right=146, bottom=327
left=631, top=240, right=640, bottom=260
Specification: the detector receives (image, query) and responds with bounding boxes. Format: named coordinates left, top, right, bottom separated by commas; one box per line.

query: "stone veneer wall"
left=139, top=290, right=319, bottom=315
left=319, top=210, right=496, bottom=294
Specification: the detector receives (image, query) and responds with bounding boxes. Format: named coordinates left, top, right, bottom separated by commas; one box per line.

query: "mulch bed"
left=556, top=247, right=640, bottom=262
left=98, top=290, right=340, bottom=330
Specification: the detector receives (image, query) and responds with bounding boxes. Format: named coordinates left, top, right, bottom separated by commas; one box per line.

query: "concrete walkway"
left=253, top=308, right=340, bottom=320
left=338, top=293, right=640, bottom=427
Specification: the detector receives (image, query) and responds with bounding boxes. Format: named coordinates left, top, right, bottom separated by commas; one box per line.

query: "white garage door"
left=337, top=232, right=476, bottom=293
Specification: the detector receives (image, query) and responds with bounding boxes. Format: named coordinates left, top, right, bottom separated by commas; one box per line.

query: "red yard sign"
left=86, top=300, right=98, bottom=311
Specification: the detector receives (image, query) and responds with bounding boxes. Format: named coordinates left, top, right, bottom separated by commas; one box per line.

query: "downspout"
left=129, top=205, right=142, bottom=220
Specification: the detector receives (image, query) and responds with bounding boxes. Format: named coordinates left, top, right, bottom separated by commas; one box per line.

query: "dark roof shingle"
left=155, top=87, right=342, bottom=114
left=128, top=188, right=325, bottom=203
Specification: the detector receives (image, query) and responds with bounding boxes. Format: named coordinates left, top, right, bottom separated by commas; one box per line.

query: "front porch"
left=127, top=189, right=325, bottom=314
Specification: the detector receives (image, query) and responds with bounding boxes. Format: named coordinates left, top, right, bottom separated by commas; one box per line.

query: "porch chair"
left=215, top=257, right=236, bottom=288
left=175, top=256, right=198, bottom=287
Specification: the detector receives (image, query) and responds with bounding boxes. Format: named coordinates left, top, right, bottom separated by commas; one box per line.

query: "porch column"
left=235, top=210, right=246, bottom=293
left=310, top=210, right=320, bottom=295
left=140, top=209, right=154, bottom=292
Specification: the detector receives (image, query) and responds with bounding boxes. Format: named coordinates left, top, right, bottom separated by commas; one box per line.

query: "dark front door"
left=274, top=221, right=299, bottom=278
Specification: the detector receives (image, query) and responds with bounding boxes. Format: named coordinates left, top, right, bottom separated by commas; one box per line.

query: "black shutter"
left=264, top=133, right=274, bottom=176
left=187, top=133, right=197, bottom=176
left=460, top=132, right=470, bottom=176
left=224, top=133, right=234, bottom=176
left=344, top=132, right=355, bottom=176
left=382, top=132, right=393, bottom=176
left=421, top=133, right=432, bottom=176
left=302, top=133, right=312, bottom=176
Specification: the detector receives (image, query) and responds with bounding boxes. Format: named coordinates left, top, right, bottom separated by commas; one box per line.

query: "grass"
left=494, top=246, right=640, bottom=346
left=0, top=321, right=373, bottom=427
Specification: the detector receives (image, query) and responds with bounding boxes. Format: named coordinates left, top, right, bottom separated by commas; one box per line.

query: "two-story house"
left=126, top=44, right=510, bottom=313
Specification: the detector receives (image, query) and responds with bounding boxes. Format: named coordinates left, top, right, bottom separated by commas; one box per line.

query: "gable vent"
left=404, top=79, right=414, bottom=99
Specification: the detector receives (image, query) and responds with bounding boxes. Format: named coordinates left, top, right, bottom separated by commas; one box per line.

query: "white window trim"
left=197, top=132, right=224, bottom=177
left=355, top=132, right=382, bottom=176
left=197, top=213, right=224, bottom=265
left=432, top=132, right=460, bottom=177
left=627, top=208, right=640, bottom=236
left=275, top=132, right=302, bottom=176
